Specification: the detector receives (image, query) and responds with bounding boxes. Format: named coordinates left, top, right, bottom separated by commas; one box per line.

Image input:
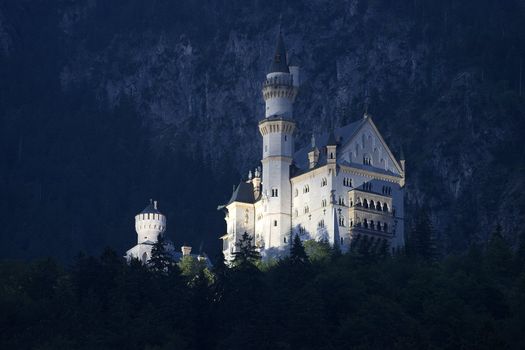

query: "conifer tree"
left=213, top=251, right=228, bottom=280
left=148, top=235, right=174, bottom=274
left=486, top=223, right=513, bottom=279
left=410, top=206, right=438, bottom=262
left=290, top=234, right=308, bottom=265
left=232, top=232, right=261, bottom=268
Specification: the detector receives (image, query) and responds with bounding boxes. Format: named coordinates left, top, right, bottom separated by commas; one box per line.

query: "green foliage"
left=2, top=243, right=525, bottom=349
left=178, top=255, right=207, bottom=278
left=232, top=232, right=261, bottom=269
left=304, top=239, right=332, bottom=264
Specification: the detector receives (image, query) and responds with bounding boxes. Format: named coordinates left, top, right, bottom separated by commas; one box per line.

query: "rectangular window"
left=274, top=220, right=278, bottom=227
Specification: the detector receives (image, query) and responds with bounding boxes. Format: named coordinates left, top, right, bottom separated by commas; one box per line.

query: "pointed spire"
left=327, top=130, right=337, bottom=146
left=269, top=28, right=290, bottom=73
left=311, top=133, right=316, bottom=149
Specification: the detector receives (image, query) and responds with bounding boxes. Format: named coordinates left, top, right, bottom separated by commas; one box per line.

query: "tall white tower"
left=126, top=199, right=168, bottom=263
left=135, top=199, right=166, bottom=244
left=258, top=30, right=299, bottom=251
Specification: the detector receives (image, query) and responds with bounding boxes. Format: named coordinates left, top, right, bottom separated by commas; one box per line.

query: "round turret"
left=135, top=199, right=166, bottom=244
left=262, top=31, right=299, bottom=118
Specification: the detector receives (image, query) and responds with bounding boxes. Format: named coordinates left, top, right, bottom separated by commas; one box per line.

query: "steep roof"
left=224, top=181, right=255, bottom=206
left=326, top=130, right=338, bottom=146
left=140, top=200, right=163, bottom=215
left=269, top=31, right=290, bottom=73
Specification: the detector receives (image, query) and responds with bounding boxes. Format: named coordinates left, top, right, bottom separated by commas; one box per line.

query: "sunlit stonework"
left=218, top=32, right=406, bottom=261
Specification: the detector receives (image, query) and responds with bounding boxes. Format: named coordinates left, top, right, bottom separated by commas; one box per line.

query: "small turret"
left=252, top=167, right=262, bottom=199
left=308, top=134, right=320, bottom=169
left=326, top=130, right=337, bottom=164
left=135, top=199, right=166, bottom=244
left=262, top=30, right=298, bottom=118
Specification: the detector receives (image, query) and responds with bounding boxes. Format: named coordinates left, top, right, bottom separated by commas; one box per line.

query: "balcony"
left=350, top=203, right=392, bottom=216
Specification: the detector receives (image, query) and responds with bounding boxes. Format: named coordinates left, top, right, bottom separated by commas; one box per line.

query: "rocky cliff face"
left=1, top=0, right=524, bottom=260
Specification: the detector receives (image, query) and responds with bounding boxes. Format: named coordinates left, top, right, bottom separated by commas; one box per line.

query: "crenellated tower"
left=258, top=30, right=299, bottom=250
left=135, top=199, right=166, bottom=244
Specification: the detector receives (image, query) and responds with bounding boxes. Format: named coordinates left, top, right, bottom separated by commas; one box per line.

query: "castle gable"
left=339, top=117, right=404, bottom=176
left=293, top=119, right=363, bottom=170
left=293, top=117, right=403, bottom=177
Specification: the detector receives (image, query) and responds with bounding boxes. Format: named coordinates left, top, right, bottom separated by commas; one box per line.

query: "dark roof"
left=293, top=120, right=364, bottom=170
left=225, top=181, right=255, bottom=206
left=141, top=200, right=163, bottom=215
left=326, top=130, right=337, bottom=146
left=269, top=32, right=289, bottom=73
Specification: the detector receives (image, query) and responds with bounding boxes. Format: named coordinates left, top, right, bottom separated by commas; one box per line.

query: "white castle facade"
left=218, top=32, right=406, bottom=261
left=126, top=199, right=207, bottom=264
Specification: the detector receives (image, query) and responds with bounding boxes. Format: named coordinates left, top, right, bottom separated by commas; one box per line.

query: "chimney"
left=181, top=245, right=192, bottom=256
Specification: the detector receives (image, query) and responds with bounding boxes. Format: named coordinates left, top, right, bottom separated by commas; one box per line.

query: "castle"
left=125, top=199, right=208, bottom=264
left=218, top=32, right=405, bottom=261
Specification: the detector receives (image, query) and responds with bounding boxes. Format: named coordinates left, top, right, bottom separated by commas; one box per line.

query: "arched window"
left=321, top=177, right=327, bottom=187
left=363, top=199, right=369, bottom=208
left=370, top=220, right=375, bottom=230
left=271, top=188, right=278, bottom=197
left=304, top=206, right=309, bottom=214
left=370, top=200, right=375, bottom=209
left=141, top=252, right=148, bottom=264
left=321, top=199, right=327, bottom=207
left=318, top=220, right=325, bottom=228
left=384, top=223, right=388, bottom=232
left=294, top=209, right=299, bottom=217
left=383, top=203, right=388, bottom=212
left=339, top=216, right=345, bottom=227
left=340, top=237, right=344, bottom=245
left=295, top=189, right=299, bottom=197
left=364, top=219, right=368, bottom=229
